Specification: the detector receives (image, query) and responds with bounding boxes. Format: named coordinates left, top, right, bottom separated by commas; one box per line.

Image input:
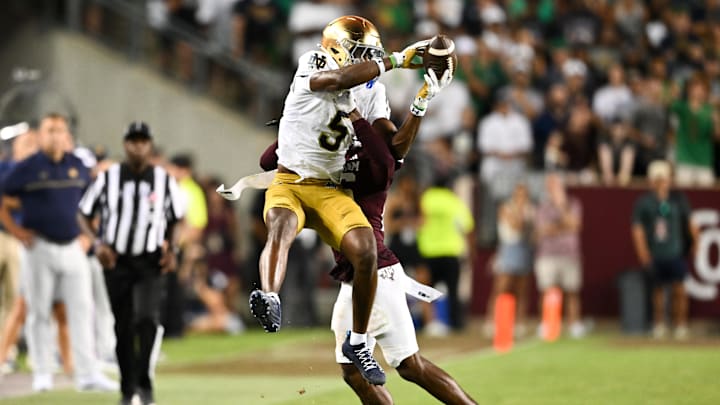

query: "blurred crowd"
left=121, top=0, right=720, bottom=183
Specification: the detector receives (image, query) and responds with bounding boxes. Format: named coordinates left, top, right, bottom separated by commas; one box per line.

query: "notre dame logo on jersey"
left=308, top=53, right=327, bottom=70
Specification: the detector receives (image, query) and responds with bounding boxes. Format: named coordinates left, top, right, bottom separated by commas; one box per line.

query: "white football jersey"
left=276, top=50, right=391, bottom=182
left=354, top=80, right=391, bottom=126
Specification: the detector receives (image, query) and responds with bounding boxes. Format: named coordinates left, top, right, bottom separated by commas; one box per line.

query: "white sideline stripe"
left=149, top=325, right=164, bottom=380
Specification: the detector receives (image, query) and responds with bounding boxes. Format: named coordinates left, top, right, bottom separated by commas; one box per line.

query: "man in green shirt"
left=631, top=160, right=698, bottom=340
left=671, top=77, right=720, bottom=186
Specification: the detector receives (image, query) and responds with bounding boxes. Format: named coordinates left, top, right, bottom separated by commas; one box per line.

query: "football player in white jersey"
left=250, top=15, right=427, bottom=385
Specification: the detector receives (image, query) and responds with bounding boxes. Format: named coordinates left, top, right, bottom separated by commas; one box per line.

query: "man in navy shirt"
left=0, top=113, right=117, bottom=392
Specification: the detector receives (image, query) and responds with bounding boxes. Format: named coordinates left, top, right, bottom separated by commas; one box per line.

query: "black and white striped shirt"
left=79, top=163, right=184, bottom=256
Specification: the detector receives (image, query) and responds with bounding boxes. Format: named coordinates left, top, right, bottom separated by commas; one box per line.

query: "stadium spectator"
left=187, top=177, right=244, bottom=335
left=0, top=113, right=117, bottom=392
left=201, top=176, right=242, bottom=312
left=553, top=98, right=599, bottom=182
left=497, top=64, right=544, bottom=120
left=630, top=77, right=671, bottom=176
left=562, top=58, right=590, bottom=105
left=385, top=173, right=424, bottom=277
left=535, top=173, right=585, bottom=339
left=631, top=160, right=697, bottom=340
left=477, top=95, right=532, bottom=243
left=417, top=175, right=475, bottom=331
left=559, top=1, right=602, bottom=48
left=416, top=70, right=473, bottom=144
left=286, top=0, right=354, bottom=64
left=592, top=63, right=633, bottom=124
left=613, top=0, right=647, bottom=47
left=484, top=182, right=535, bottom=338
left=165, top=153, right=208, bottom=337
left=670, top=76, right=720, bottom=186
left=232, top=0, right=285, bottom=64
left=78, top=122, right=184, bottom=405
left=533, top=83, right=570, bottom=169
left=598, top=119, right=636, bottom=186
left=455, top=36, right=507, bottom=117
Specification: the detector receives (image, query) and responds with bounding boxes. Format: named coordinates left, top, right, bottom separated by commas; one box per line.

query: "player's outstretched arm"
left=310, top=40, right=429, bottom=92
left=380, top=69, right=454, bottom=159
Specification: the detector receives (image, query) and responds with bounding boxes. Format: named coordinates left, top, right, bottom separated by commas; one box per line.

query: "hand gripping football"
left=423, top=35, right=456, bottom=78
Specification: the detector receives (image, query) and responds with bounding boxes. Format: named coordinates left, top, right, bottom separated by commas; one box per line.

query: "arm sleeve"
left=260, top=141, right=279, bottom=171
left=631, top=196, right=645, bottom=225
left=1, top=162, right=27, bottom=197
left=78, top=171, right=106, bottom=217
left=364, top=84, right=391, bottom=124
left=293, top=50, right=338, bottom=93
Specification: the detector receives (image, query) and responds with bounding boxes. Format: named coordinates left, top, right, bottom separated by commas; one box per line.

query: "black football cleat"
left=341, top=332, right=386, bottom=385
left=249, top=290, right=282, bottom=332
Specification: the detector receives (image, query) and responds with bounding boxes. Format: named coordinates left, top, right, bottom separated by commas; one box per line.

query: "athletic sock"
left=349, top=332, right=367, bottom=346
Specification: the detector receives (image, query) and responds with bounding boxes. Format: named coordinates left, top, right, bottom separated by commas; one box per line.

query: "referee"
left=78, top=122, right=184, bottom=405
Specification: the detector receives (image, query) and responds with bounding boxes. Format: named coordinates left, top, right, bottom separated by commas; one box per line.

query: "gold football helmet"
left=321, top=16, right=384, bottom=67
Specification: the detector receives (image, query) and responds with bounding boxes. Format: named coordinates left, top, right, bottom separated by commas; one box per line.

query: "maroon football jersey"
left=330, top=118, right=401, bottom=282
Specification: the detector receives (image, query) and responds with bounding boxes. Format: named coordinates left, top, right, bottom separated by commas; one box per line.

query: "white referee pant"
left=20, top=238, right=99, bottom=380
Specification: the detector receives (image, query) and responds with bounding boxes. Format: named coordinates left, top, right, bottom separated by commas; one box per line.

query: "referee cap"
left=124, top=121, right=152, bottom=140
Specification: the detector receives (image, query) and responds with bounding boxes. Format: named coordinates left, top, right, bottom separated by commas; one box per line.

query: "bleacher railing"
left=60, top=0, right=288, bottom=125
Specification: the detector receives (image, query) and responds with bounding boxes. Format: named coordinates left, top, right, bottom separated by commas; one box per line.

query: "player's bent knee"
left=341, top=227, right=377, bottom=270
left=397, top=354, right=424, bottom=382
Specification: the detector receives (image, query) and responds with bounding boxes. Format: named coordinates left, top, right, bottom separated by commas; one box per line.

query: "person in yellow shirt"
left=417, top=175, right=475, bottom=332
left=166, top=154, right=208, bottom=337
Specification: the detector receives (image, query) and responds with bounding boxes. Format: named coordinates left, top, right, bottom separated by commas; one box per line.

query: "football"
left=423, top=34, right=457, bottom=78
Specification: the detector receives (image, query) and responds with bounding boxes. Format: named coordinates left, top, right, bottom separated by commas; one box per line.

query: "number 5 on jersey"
left=319, top=111, right=351, bottom=151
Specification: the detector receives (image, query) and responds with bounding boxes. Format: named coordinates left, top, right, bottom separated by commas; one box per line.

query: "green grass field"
left=2, top=329, right=719, bottom=404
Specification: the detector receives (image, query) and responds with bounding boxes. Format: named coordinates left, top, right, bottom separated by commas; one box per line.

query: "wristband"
left=389, top=52, right=402, bottom=69
left=373, top=57, right=386, bottom=76
left=410, top=97, right=428, bottom=117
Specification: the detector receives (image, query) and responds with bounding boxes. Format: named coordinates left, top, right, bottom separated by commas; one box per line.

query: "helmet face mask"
left=321, top=16, right=384, bottom=67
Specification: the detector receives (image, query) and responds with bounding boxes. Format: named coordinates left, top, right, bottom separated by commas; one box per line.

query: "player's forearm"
left=310, top=58, right=391, bottom=92
left=390, top=113, right=423, bottom=159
